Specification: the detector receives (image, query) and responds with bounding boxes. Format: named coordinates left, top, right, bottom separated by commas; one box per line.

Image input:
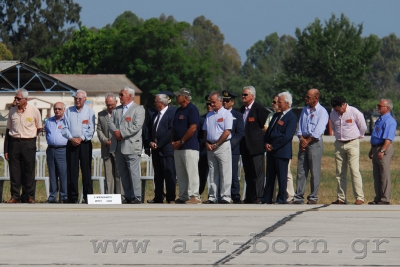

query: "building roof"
left=50, top=74, right=142, bottom=94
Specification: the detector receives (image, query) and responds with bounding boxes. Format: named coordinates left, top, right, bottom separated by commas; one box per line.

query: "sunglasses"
left=14, top=97, right=24, bottom=101
left=242, top=94, right=248, bottom=97
left=376, top=104, right=386, bottom=108
left=54, top=108, right=63, bottom=111
left=272, top=101, right=277, bottom=104
left=206, top=103, right=212, bottom=106
left=223, top=99, right=231, bottom=103
left=74, top=97, right=86, bottom=101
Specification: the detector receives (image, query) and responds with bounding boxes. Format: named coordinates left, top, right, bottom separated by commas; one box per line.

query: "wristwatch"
left=380, top=150, right=386, bottom=153
left=180, top=140, right=185, bottom=144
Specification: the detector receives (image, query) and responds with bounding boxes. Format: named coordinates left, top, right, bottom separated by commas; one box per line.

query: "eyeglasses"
left=14, top=97, right=25, bottom=101
left=376, top=104, right=386, bottom=108
left=272, top=101, right=277, bottom=104
left=54, top=108, right=63, bottom=111
left=242, top=94, right=248, bottom=97
left=74, top=97, right=86, bottom=101
left=223, top=99, right=231, bottom=103
left=206, top=103, right=212, bottom=106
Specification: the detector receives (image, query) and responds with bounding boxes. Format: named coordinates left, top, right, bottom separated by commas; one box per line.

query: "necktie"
left=152, top=112, right=161, bottom=141
left=123, top=105, right=128, bottom=115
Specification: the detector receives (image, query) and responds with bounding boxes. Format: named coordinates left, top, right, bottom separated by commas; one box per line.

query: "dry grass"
left=1, top=141, right=399, bottom=204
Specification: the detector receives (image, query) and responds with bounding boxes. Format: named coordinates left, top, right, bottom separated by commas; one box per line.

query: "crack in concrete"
left=213, top=204, right=330, bottom=266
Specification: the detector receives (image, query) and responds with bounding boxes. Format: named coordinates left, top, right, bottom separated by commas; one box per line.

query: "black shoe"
left=232, top=199, right=242, bottom=204
left=45, top=200, right=56, bottom=203
left=62, top=200, right=69, bottom=204
left=175, top=198, right=186, bottom=204
left=203, top=200, right=216, bottom=204
left=218, top=199, right=230, bottom=204
left=131, top=198, right=141, bottom=204
left=307, top=199, right=317, bottom=204
left=288, top=199, right=304, bottom=204
left=122, top=199, right=131, bottom=204
left=147, top=199, right=163, bottom=204
left=275, top=201, right=287, bottom=204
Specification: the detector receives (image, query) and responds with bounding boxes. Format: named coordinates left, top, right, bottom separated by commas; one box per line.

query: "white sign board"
left=87, top=194, right=122, bottom=204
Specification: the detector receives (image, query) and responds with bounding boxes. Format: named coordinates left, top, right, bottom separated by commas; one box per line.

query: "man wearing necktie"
left=147, top=93, right=177, bottom=204
left=261, top=92, right=297, bottom=204
left=108, top=86, right=145, bottom=204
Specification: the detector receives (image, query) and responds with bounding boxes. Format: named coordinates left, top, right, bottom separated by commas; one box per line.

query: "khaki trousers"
left=174, top=149, right=200, bottom=201
left=372, top=144, right=394, bottom=202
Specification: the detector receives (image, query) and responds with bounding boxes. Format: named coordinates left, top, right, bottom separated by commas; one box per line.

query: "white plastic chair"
left=0, top=154, right=10, bottom=202
left=140, top=153, right=155, bottom=203
left=35, top=152, right=50, bottom=200
left=79, top=151, right=105, bottom=203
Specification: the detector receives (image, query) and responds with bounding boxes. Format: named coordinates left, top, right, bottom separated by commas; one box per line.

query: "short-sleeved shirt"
left=7, top=104, right=42, bottom=138
left=370, top=113, right=397, bottom=145
left=203, top=107, right=233, bottom=143
left=45, top=116, right=68, bottom=146
left=173, top=102, right=199, bottom=150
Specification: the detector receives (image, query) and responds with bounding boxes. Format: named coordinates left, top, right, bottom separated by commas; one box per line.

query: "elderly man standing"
left=222, top=90, right=244, bottom=204
left=172, top=88, right=201, bottom=204
left=289, top=89, right=329, bottom=205
left=62, top=90, right=95, bottom=204
left=203, top=91, right=233, bottom=204
left=45, top=102, right=68, bottom=203
left=97, top=93, right=123, bottom=195
left=368, top=99, right=397, bottom=205
left=108, top=87, right=145, bottom=204
left=240, top=86, right=268, bottom=204
left=330, top=96, right=367, bottom=205
left=6, top=89, right=42, bottom=203
left=261, top=92, right=297, bottom=204
left=147, top=93, right=177, bottom=204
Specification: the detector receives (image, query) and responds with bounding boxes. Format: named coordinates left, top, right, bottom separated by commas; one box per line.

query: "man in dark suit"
left=240, top=86, right=268, bottom=204
left=222, top=90, right=244, bottom=203
left=261, top=92, right=297, bottom=204
left=198, top=95, right=213, bottom=196
left=97, top=93, right=123, bottom=195
left=147, top=93, right=177, bottom=203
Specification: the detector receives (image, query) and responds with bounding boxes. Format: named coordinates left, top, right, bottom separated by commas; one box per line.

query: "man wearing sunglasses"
left=240, top=86, right=268, bottom=204
left=6, top=89, right=42, bottom=204
left=62, top=90, right=96, bottom=204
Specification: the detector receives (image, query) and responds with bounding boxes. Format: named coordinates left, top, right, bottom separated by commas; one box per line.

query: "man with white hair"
left=240, top=86, right=268, bottom=204
left=6, top=89, right=42, bottom=203
left=62, top=89, right=95, bottom=203
left=108, top=87, right=145, bottom=204
left=261, top=91, right=297, bottom=204
left=289, top=89, right=329, bottom=205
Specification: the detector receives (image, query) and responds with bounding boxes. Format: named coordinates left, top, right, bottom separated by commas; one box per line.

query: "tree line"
left=0, top=1, right=399, bottom=117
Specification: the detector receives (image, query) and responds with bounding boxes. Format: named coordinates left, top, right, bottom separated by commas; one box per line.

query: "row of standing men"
left=4, top=86, right=396, bottom=205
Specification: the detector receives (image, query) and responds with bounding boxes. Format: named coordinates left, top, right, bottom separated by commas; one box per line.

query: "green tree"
left=0, top=41, right=12, bottom=60
left=0, top=0, right=81, bottom=61
left=111, top=11, right=143, bottom=28
left=280, top=13, right=381, bottom=107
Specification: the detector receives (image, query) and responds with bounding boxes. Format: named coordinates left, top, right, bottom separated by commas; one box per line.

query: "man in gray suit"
left=108, top=87, right=145, bottom=204
left=97, top=93, right=123, bottom=196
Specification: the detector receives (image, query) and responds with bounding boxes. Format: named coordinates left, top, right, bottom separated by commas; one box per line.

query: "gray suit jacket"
left=97, top=110, right=112, bottom=159
left=108, top=103, right=145, bottom=155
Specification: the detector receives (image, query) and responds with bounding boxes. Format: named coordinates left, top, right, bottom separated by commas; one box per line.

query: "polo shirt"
left=173, top=102, right=199, bottom=150
left=203, top=107, right=233, bottom=143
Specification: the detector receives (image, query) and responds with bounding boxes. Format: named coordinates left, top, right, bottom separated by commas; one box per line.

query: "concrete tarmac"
left=0, top=204, right=399, bottom=266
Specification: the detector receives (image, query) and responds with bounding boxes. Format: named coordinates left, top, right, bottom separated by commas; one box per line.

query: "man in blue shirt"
left=172, top=88, right=201, bottom=204
left=45, top=102, right=68, bottom=203
left=62, top=90, right=96, bottom=203
left=289, top=89, right=329, bottom=205
left=368, top=99, right=397, bottom=205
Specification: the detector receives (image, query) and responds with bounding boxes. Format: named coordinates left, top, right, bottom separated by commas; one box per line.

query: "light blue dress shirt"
left=370, top=113, right=397, bottom=145
left=297, top=102, right=329, bottom=139
left=62, top=105, right=95, bottom=141
left=45, top=116, right=68, bottom=146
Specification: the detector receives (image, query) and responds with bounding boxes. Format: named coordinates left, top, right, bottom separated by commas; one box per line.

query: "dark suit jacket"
left=264, top=110, right=297, bottom=159
left=240, top=101, right=268, bottom=155
left=230, top=109, right=244, bottom=155
left=148, top=106, right=176, bottom=157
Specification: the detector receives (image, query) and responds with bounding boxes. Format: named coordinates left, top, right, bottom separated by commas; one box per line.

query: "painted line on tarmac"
left=213, top=204, right=331, bottom=266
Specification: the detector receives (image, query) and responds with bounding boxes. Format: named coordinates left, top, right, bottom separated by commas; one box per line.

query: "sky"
left=75, top=0, right=400, bottom=64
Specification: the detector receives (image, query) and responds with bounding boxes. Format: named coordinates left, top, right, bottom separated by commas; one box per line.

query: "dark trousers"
left=262, top=154, right=289, bottom=204
left=66, top=141, right=93, bottom=203
left=152, top=151, right=176, bottom=202
left=46, top=146, right=67, bottom=202
left=241, top=147, right=265, bottom=203
left=198, top=153, right=209, bottom=195
left=9, top=138, right=36, bottom=201
left=231, top=154, right=241, bottom=200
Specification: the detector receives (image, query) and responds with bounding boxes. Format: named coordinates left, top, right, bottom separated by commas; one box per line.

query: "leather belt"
left=48, top=145, right=67, bottom=148
left=372, top=143, right=384, bottom=148
left=207, top=139, right=230, bottom=144
left=11, top=137, right=35, bottom=141
left=337, top=138, right=357, bottom=143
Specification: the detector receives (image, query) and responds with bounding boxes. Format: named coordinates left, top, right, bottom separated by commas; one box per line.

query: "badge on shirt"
left=217, top=118, right=224, bottom=122
left=179, top=115, right=185, bottom=120
left=82, top=120, right=89, bottom=124
left=58, top=125, right=62, bottom=129
left=278, top=120, right=284, bottom=126
left=310, top=114, right=314, bottom=119
left=248, top=117, right=255, bottom=122
left=26, top=117, right=33, bottom=122
left=345, top=119, right=352, bottom=123
left=375, top=127, right=380, bottom=132
left=125, top=117, right=132, bottom=122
